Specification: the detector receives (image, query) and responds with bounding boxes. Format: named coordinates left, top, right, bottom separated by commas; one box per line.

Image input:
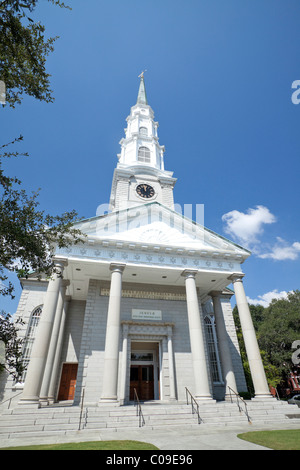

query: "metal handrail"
left=185, top=387, right=202, bottom=424
left=78, top=388, right=85, bottom=430
left=133, top=388, right=145, bottom=427
left=228, top=386, right=252, bottom=424
left=0, top=390, right=23, bottom=410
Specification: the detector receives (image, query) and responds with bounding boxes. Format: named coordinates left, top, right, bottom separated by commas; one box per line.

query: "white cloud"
left=222, top=206, right=300, bottom=261
left=258, top=237, right=300, bottom=261
left=247, top=289, right=289, bottom=307
left=222, top=205, right=276, bottom=248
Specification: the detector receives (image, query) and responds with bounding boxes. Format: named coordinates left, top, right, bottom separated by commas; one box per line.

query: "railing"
left=133, top=388, right=145, bottom=427
left=0, top=391, right=23, bottom=410
left=228, top=386, right=252, bottom=424
left=78, top=388, right=86, bottom=430
left=185, top=387, right=202, bottom=424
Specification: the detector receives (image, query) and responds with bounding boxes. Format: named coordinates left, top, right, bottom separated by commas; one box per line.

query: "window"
left=139, top=126, right=148, bottom=136
left=20, top=305, right=43, bottom=382
left=138, top=146, right=150, bottom=163
left=131, top=352, right=154, bottom=362
left=204, top=315, right=222, bottom=383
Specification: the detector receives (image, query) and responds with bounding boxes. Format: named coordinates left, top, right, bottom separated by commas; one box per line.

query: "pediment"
left=73, top=203, right=250, bottom=258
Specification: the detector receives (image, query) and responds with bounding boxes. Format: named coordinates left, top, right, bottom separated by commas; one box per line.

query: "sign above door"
left=132, top=309, right=162, bottom=321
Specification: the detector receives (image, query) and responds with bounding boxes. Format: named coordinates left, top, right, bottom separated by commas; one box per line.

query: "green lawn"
left=0, top=440, right=159, bottom=451
left=238, top=429, right=300, bottom=450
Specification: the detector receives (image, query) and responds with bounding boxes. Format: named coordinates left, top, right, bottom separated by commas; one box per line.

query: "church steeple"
left=109, top=74, right=177, bottom=211
left=117, top=73, right=164, bottom=171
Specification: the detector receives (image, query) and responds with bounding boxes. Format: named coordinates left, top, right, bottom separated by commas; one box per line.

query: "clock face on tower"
left=136, top=183, right=155, bottom=199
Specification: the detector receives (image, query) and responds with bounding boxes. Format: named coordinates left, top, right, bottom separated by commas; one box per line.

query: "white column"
left=48, top=296, right=70, bottom=404
left=159, top=340, right=164, bottom=400
left=229, top=274, right=272, bottom=398
left=39, top=281, right=69, bottom=405
left=120, top=323, right=129, bottom=405
left=182, top=270, right=213, bottom=400
left=101, top=263, right=125, bottom=402
left=210, top=291, right=238, bottom=399
left=20, top=259, right=67, bottom=405
left=167, top=326, right=176, bottom=401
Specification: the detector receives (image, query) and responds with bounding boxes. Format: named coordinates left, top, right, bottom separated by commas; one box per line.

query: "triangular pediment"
left=73, top=202, right=250, bottom=259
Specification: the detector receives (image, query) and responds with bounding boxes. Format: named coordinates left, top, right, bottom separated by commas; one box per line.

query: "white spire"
left=117, top=75, right=165, bottom=171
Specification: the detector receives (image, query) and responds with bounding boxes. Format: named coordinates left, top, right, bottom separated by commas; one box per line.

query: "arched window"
left=20, top=305, right=43, bottom=382
left=138, top=146, right=150, bottom=163
left=139, top=126, right=148, bottom=136
left=204, top=315, right=223, bottom=383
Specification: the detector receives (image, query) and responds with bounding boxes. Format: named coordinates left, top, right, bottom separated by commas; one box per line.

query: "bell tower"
left=109, top=73, right=177, bottom=211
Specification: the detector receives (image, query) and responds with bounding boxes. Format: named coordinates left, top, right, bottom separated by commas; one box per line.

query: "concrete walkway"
left=1, top=420, right=299, bottom=450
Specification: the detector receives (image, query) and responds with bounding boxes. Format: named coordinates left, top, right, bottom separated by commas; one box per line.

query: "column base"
left=39, top=397, right=49, bottom=406
left=224, top=393, right=235, bottom=402
left=100, top=397, right=118, bottom=403
left=195, top=395, right=216, bottom=403
left=18, top=398, right=41, bottom=408
left=252, top=393, right=274, bottom=400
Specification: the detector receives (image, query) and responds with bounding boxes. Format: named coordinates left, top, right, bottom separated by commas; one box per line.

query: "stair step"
left=1, top=399, right=300, bottom=442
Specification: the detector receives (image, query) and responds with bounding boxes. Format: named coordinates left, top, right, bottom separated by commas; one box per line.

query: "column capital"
left=53, top=257, right=68, bottom=268
left=228, top=273, right=245, bottom=283
left=109, top=263, right=126, bottom=273
left=181, top=269, right=198, bottom=279
left=209, top=290, right=222, bottom=298
left=51, top=258, right=68, bottom=278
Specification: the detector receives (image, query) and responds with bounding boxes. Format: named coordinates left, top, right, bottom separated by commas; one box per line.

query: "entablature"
left=55, top=238, right=244, bottom=274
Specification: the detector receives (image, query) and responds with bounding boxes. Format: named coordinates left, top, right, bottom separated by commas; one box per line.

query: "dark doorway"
left=130, top=364, right=154, bottom=401
left=58, top=363, right=78, bottom=401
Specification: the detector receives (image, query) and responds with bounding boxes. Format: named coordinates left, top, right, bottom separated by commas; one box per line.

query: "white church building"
left=1, top=75, right=273, bottom=410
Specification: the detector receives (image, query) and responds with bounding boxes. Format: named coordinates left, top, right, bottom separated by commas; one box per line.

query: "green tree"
left=0, top=139, right=83, bottom=381
left=233, top=292, right=300, bottom=392
left=257, top=291, right=300, bottom=380
left=0, top=136, right=83, bottom=300
left=0, top=0, right=70, bottom=107
left=0, top=1, right=85, bottom=380
left=0, top=312, right=25, bottom=380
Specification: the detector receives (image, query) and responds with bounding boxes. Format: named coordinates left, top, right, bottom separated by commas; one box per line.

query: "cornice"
left=56, top=238, right=244, bottom=274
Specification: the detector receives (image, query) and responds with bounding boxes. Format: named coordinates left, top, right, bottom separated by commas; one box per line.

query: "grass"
left=0, top=440, right=159, bottom=451
left=3, top=430, right=300, bottom=450
left=238, top=429, right=300, bottom=450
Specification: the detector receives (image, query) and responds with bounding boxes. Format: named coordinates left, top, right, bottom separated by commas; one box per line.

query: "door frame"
left=120, top=322, right=175, bottom=404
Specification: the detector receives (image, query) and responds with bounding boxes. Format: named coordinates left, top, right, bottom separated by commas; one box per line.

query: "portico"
left=18, top=247, right=270, bottom=406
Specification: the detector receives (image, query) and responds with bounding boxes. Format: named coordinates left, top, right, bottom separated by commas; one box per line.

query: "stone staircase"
left=0, top=399, right=300, bottom=442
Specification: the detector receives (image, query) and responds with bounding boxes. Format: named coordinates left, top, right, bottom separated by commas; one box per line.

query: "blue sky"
left=1, top=0, right=300, bottom=312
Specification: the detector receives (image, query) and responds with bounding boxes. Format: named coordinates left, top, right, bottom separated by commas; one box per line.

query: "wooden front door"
left=58, top=363, right=78, bottom=401
left=130, top=365, right=154, bottom=401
